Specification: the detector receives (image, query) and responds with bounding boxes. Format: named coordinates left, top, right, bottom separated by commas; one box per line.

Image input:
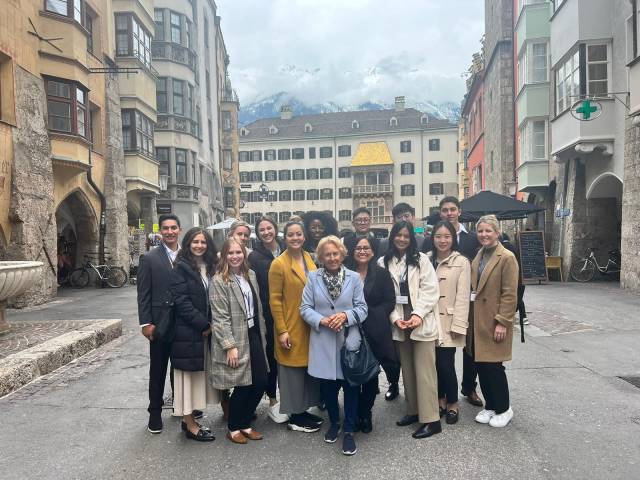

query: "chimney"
left=280, top=105, right=293, bottom=120
left=394, top=96, right=406, bottom=112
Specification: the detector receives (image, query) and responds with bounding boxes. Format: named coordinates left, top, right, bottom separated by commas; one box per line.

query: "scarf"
left=320, top=266, right=345, bottom=300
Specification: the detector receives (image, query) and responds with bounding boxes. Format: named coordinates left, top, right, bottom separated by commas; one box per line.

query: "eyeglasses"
left=354, top=246, right=372, bottom=252
left=395, top=212, right=413, bottom=221
left=354, top=218, right=371, bottom=224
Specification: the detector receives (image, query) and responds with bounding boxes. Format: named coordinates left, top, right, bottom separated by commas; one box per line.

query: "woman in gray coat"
left=209, top=238, right=269, bottom=444
left=300, top=236, right=368, bottom=456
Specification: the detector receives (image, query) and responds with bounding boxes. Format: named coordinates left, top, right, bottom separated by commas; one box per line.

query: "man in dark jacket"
left=341, top=207, right=382, bottom=261
left=138, top=213, right=184, bottom=434
left=378, top=203, right=426, bottom=257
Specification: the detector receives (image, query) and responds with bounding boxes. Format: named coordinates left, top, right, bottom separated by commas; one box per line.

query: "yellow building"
left=0, top=0, right=128, bottom=305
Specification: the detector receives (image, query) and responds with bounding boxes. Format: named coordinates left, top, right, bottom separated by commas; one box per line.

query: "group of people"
left=137, top=196, right=520, bottom=456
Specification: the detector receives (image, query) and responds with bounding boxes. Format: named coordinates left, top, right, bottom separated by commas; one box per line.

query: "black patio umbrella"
left=457, top=190, right=545, bottom=221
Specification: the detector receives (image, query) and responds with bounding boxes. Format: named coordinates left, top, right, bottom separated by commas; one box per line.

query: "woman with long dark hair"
left=248, top=216, right=287, bottom=423
left=428, top=221, right=470, bottom=425
left=303, top=211, right=338, bottom=264
left=170, top=227, right=219, bottom=442
left=378, top=221, right=443, bottom=439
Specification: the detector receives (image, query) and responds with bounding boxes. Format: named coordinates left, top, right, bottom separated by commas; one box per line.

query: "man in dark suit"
left=138, top=213, right=183, bottom=433
left=421, top=196, right=483, bottom=408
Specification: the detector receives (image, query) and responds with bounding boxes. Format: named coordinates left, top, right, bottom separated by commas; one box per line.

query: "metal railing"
left=353, top=184, right=393, bottom=194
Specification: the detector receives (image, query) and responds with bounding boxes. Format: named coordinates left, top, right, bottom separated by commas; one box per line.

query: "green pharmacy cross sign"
left=571, top=98, right=603, bottom=121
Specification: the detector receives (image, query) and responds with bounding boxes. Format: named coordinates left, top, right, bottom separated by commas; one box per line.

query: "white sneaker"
left=489, top=407, right=513, bottom=428
left=523, top=318, right=530, bottom=325
left=267, top=403, right=289, bottom=424
left=475, top=409, right=496, bottom=424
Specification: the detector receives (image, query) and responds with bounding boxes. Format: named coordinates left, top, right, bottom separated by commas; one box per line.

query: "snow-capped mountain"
left=239, top=92, right=461, bottom=126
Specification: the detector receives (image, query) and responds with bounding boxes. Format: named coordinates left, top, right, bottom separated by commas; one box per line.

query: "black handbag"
left=340, top=311, right=380, bottom=386
left=154, top=296, right=176, bottom=343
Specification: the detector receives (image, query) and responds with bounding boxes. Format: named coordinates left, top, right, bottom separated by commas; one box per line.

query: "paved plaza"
left=0, top=282, right=639, bottom=480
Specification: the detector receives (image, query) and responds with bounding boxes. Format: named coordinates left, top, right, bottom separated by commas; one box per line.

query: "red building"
left=462, top=69, right=485, bottom=195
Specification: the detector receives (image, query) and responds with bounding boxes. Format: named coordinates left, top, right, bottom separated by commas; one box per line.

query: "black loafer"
left=185, top=428, right=215, bottom=442
left=359, top=417, right=373, bottom=434
left=463, top=391, right=484, bottom=407
left=412, top=421, right=442, bottom=439
left=445, top=410, right=459, bottom=425
left=181, top=421, right=211, bottom=432
left=396, top=414, right=419, bottom=426
left=192, top=410, right=204, bottom=420
left=385, top=383, right=399, bottom=401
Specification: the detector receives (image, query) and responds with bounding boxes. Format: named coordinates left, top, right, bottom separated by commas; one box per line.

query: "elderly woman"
left=300, top=236, right=367, bottom=456
left=268, top=221, right=323, bottom=433
left=428, top=221, right=470, bottom=425
left=378, top=221, right=443, bottom=439
left=228, top=220, right=252, bottom=253
left=209, top=238, right=269, bottom=444
left=470, top=215, right=519, bottom=428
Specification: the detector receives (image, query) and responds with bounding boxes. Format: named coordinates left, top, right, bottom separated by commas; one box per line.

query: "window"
left=555, top=50, right=580, bottom=114
left=429, top=161, right=444, bottom=173
left=279, top=211, right=292, bottom=223
left=122, top=110, right=154, bottom=157
left=351, top=120, right=359, bottom=129
left=586, top=44, right=608, bottom=96
left=279, top=170, right=291, bottom=181
left=239, top=171, right=250, bottom=182
left=85, top=9, right=94, bottom=53
left=400, top=140, right=411, bottom=153
left=45, top=0, right=85, bottom=26
left=307, top=189, right=319, bottom=201
left=251, top=150, right=262, bottom=161
left=239, top=151, right=250, bottom=162
left=309, top=147, right=316, bottom=159
left=208, top=120, right=213, bottom=150
left=249, top=213, right=263, bottom=224
left=319, top=147, right=332, bottom=158
left=338, top=145, right=351, bottom=157
left=267, top=191, right=277, bottom=202
left=429, top=183, right=444, bottom=195
left=223, top=149, right=232, bottom=170
left=224, top=187, right=234, bottom=208
left=279, top=191, right=291, bottom=201
left=306, top=168, right=319, bottom=180
left=304, top=123, right=313, bottom=133
left=265, top=170, right=277, bottom=182
left=265, top=149, right=276, bottom=161
left=339, top=210, right=351, bottom=221
left=321, top=188, right=333, bottom=200
left=176, top=149, right=187, bottom=184
left=185, top=84, right=193, bottom=119
left=248, top=192, right=261, bottom=202
left=204, top=16, right=210, bottom=48
left=428, top=139, right=440, bottom=151
left=240, top=212, right=250, bottom=222
left=278, top=149, right=291, bottom=160
left=222, top=111, right=232, bottom=130
left=115, top=14, right=152, bottom=68
left=293, top=169, right=305, bottom=180
left=46, top=78, right=88, bottom=137
left=156, top=78, right=167, bottom=113
left=339, top=187, right=352, bottom=199
left=269, top=125, right=278, bottom=135
left=520, top=120, right=547, bottom=161
left=170, top=12, right=181, bottom=44
left=185, top=19, right=193, bottom=49
left=401, top=185, right=415, bottom=196
left=519, top=42, right=548, bottom=89
left=240, top=191, right=249, bottom=202
left=400, top=163, right=415, bottom=175
left=338, top=167, right=350, bottom=178
left=292, top=148, right=304, bottom=159
left=320, top=168, right=332, bottom=179
left=154, top=9, right=165, bottom=41
left=250, top=171, right=262, bottom=182
left=173, top=80, right=184, bottom=115
left=294, top=190, right=305, bottom=201
left=390, top=116, right=398, bottom=127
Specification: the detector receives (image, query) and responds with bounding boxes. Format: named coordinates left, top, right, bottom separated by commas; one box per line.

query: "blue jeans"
left=320, top=379, right=359, bottom=433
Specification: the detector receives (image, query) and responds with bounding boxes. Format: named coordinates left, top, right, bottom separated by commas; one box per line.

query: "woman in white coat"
left=378, top=221, right=443, bottom=439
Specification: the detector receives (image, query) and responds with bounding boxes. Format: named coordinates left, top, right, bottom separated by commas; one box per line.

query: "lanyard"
left=233, top=275, right=254, bottom=319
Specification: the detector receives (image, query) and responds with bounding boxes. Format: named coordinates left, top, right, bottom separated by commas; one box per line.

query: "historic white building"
left=237, top=97, right=459, bottom=231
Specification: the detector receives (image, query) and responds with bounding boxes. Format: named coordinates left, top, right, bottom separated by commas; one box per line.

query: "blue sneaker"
left=342, top=433, right=357, bottom=456
left=324, top=423, right=340, bottom=443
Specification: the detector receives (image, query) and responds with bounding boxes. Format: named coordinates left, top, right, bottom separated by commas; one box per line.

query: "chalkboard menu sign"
left=517, top=231, right=548, bottom=284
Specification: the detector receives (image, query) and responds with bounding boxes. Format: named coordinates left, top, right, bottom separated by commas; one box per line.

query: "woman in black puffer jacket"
left=170, top=227, right=220, bottom=442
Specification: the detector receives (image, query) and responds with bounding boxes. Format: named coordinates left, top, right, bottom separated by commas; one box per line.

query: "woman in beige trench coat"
left=469, top=215, right=518, bottom=428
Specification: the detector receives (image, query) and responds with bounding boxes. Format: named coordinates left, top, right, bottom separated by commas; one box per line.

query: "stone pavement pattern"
left=0, top=284, right=639, bottom=480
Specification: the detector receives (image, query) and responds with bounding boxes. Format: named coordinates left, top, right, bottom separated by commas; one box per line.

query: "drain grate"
left=619, top=376, right=640, bottom=389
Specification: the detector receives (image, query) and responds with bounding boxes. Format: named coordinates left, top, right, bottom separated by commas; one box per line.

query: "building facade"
left=461, top=53, right=486, bottom=197
left=238, top=98, right=459, bottom=232
left=0, top=0, right=129, bottom=305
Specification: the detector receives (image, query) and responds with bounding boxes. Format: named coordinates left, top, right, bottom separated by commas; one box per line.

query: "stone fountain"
left=0, top=261, right=44, bottom=334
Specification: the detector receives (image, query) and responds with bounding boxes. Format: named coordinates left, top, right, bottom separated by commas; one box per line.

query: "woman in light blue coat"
left=300, top=235, right=367, bottom=456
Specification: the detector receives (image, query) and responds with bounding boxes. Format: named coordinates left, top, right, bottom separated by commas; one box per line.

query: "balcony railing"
left=152, top=42, right=198, bottom=75
left=156, top=114, right=199, bottom=138
left=353, top=184, right=393, bottom=195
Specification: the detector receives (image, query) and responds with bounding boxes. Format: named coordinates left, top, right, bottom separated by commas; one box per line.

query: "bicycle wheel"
left=70, top=268, right=90, bottom=288
left=105, top=266, right=128, bottom=288
left=570, top=259, right=596, bottom=282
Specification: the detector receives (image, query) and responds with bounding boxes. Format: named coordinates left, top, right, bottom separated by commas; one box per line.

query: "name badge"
left=396, top=295, right=409, bottom=305
left=470, top=292, right=477, bottom=302
left=247, top=318, right=255, bottom=328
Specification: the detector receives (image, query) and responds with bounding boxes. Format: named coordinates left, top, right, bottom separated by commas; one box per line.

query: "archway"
left=127, top=200, right=142, bottom=228
left=56, top=190, right=99, bottom=279
left=585, top=173, right=623, bottom=269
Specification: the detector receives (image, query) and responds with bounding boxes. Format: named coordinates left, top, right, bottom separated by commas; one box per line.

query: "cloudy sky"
left=216, top=0, right=485, bottom=107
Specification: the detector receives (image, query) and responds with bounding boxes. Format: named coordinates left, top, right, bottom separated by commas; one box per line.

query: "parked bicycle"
left=570, top=248, right=621, bottom=282
left=70, top=256, right=128, bottom=288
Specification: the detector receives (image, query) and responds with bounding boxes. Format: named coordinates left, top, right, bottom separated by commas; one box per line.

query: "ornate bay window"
left=45, top=78, right=88, bottom=138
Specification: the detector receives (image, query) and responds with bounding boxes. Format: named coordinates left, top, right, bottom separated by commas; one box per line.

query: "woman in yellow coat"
left=469, top=215, right=518, bottom=428
left=268, top=220, right=323, bottom=433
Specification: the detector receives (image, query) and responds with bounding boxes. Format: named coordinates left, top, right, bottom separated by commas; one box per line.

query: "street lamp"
left=159, top=174, right=169, bottom=191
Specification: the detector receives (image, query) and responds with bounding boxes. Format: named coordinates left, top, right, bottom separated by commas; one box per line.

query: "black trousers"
left=264, top=315, right=278, bottom=399
left=357, top=374, right=380, bottom=419
left=148, top=339, right=174, bottom=413
left=383, top=356, right=401, bottom=385
left=517, top=285, right=527, bottom=320
left=435, top=347, right=458, bottom=404
left=461, top=347, right=478, bottom=394
left=476, top=362, right=509, bottom=414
